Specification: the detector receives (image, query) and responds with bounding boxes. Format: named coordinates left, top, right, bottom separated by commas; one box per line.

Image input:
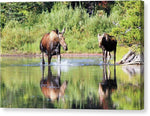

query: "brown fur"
left=98, top=33, right=117, bottom=64
left=41, top=31, right=59, bottom=53
left=40, top=28, right=67, bottom=64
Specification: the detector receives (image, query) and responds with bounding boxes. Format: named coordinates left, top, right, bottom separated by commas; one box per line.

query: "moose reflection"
left=40, top=65, right=68, bottom=102
left=99, top=64, right=117, bottom=109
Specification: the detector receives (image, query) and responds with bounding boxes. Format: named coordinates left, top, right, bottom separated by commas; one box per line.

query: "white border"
left=0, top=0, right=150, bottom=116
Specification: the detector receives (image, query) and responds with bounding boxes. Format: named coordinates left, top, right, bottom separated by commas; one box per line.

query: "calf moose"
left=98, top=33, right=117, bottom=64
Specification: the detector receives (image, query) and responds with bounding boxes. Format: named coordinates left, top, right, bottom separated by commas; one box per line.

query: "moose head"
left=97, top=33, right=109, bottom=48
left=58, top=28, right=68, bottom=51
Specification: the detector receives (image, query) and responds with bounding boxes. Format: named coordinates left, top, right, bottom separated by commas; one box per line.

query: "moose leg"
left=57, top=65, right=61, bottom=77
left=102, top=49, right=105, bottom=63
left=57, top=54, right=61, bottom=64
left=42, top=52, right=45, bottom=64
left=114, top=63, right=116, bottom=80
left=105, top=51, right=108, bottom=64
left=114, top=50, right=116, bottom=65
left=103, top=50, right=107, bottom=64
left=107, top=52, right=111, bottom=64
left=48, top=54, right=52, bottom=65
left=41, top=64, right=45, bottom=79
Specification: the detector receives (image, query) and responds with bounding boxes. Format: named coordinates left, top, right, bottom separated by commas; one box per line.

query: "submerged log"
left=125, top=53, right=135, bottom=63
left=119, top=50, right=144, bottom=65
left=119, top=50, right=134, bottom=64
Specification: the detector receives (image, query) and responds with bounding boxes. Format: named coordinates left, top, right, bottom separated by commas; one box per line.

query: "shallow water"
left=0, top=57, right=144, bottom=109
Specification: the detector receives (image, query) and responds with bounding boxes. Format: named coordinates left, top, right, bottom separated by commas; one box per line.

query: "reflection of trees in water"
left=66, top=64, right=117, bottom=109
left=40, top=65, right=68, bottom=102
left=1, top=79, right=55, bottom=108
left=122, top=65, right=144, bottom=78
left=99, top=64, right=117, bottom=109
left=1, top=57, right=143, bottom=109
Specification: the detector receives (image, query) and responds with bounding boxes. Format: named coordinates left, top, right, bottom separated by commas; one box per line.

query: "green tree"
left=111, top=1, right=144, bottom=45
left=0, top=2, right=54, bottom=28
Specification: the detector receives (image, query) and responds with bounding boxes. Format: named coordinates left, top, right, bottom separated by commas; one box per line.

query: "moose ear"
left=97, top=33, right=101, bottom=39
left=55, top=29, right=59, bottom=34
left=62, top=28, right=66, bottom=34
left=105, top=34, right=109, bottom=41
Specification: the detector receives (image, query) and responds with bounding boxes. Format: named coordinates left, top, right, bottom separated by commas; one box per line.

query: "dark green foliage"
left=111, top=1, right=144, bottom=45
left=0, top=2, right=54, bottom=28
left=0, top=1, right=144, bottom=54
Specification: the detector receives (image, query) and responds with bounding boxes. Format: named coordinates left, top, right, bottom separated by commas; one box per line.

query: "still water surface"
left=0, top=57, right=144, bottom=109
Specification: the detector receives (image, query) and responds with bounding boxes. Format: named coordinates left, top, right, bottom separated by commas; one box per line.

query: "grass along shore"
left=0, top=46, right=134, bottom=63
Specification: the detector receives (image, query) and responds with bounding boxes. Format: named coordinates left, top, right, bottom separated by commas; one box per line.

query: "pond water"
left=0, top=57, right=144, bottom=109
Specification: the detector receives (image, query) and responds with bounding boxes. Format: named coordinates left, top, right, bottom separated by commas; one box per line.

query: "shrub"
left=1, top=2, right=116, bottom=54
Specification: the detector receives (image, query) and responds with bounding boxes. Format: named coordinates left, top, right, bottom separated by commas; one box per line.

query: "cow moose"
left=40, top=28, right=68, bottom=65
left=98, top=33, right=117, bottom=64
left=40, top=65, right=68, bottom=102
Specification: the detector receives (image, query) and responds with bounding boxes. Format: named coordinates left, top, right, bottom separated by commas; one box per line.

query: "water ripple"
left=8, top=58, right=117, bottom=67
